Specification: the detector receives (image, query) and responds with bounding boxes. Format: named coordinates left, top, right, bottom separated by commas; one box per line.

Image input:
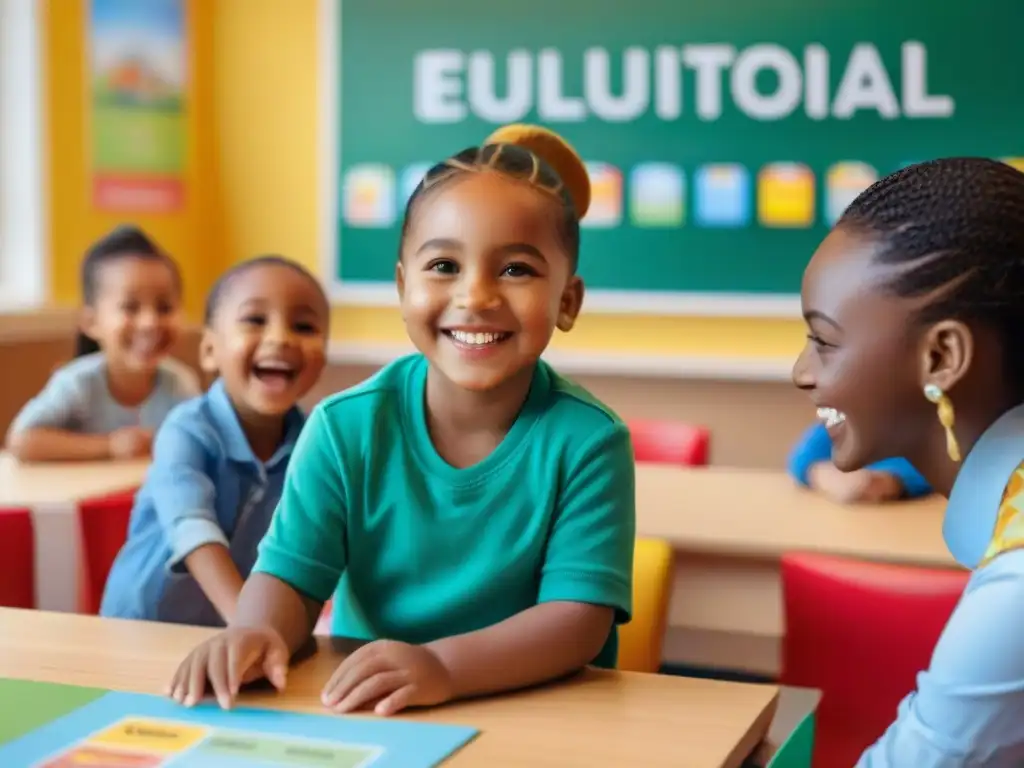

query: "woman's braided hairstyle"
left=838, top=157, right=1024, bottom=391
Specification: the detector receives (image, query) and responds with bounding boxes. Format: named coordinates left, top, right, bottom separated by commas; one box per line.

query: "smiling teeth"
left=816, top=407, right=847, bottom=428
left=256, top=360, right=293, bottom=372
left=450, top=331, right=505, bottom=345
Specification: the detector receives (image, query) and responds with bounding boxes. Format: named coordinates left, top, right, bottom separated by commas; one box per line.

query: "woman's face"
left=792, top=226, right=938, bottom=471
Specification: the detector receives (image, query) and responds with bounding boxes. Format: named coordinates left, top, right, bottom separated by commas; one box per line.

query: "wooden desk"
left=0, top=452, right=148, bottom=612
left=0, top=609, right=779, bottom=768
left=0, top=452, right=148, bottom=506
left=634, top=466, right=955, bottom=675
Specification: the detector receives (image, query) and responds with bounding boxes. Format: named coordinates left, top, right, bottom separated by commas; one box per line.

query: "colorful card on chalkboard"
left=0, top=680, right=477, bottom=767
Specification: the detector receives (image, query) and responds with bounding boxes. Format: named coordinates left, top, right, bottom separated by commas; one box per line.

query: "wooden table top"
left=0, top=609, right=778, bottom=768
left=0, top=452, right=147, bottom=506
left=636, top=464, right=955, bottom=568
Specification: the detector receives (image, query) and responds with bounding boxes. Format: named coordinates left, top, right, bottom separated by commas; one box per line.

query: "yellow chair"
left=617, top=537, right=674, bottom=673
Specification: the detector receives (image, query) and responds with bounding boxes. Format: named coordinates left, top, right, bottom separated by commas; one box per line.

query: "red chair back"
left=780, top=552, right=969, bottom=768
left=77, top=488, right=137, bottom=614
left=628, top=419, right=710, bottom=467
left=0, top=508, right=35, bottom=608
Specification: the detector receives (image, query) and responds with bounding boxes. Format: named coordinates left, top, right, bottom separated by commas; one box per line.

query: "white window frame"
left=0, top=0, right=46, bottom=309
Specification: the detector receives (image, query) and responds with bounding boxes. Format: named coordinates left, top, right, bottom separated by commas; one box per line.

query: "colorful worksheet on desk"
left=0, top=678, right=478, bottom=767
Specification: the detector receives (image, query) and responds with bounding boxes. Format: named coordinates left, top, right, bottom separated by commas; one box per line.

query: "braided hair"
left=400, top=125, right=590, bottom=271
left=838, top=157, right=1024, bottom=391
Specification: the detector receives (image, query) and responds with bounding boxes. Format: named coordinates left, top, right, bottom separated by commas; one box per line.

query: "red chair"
left=628, top=419, right=711, bottom=467
left=0, top=507, right=35, bottom=608
left=780, top=552, right=969, bottom=768
left=77, top=488, right=137, bottom=614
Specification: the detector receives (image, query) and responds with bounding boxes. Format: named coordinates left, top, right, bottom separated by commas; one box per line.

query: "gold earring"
left=924, top=384, right=961, bottom=462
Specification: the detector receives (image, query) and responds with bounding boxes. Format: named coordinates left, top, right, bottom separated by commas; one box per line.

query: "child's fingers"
left=183, top=648, right=210, bottom=707
left=165, top=660, right=187, bottom=701
left=227, top=636, right=270, bottom=694
left=321, top=654, right=388, bottom=707
left=331, top=670, right=407, bottom=714
left=207, top=642, right=233, bottom=709
left=261, top=637, right=290, bottom=691
left=375, top=684, right=415, bottom=717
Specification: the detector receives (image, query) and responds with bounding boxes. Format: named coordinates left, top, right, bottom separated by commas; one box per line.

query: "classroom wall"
left=44, top=0, right=223, bottom=320
left=211, top=0, right=319, bottom=275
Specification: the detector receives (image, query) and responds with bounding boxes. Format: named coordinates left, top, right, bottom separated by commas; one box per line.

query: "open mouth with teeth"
left=129, top=337, right=166, bottom=359
left=443, top=330, right=512, bottom=347
left=816, top=406, right=847, bottom=429
left=252, top=360, right=298, bottom=392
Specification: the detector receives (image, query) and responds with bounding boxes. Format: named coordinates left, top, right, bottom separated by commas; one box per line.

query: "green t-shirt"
left=253, top=354, right=636, bottom=668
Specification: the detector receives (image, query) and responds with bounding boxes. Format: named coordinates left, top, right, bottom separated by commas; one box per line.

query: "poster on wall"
left=87, top=0, right=187, bottom=213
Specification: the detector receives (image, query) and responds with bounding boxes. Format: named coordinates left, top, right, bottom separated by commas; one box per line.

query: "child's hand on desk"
left=166, top=626, right=290, bottom=710
left=108, top=426, right=153, bottom=459
left=808, top=462, right=903, bottom=504
left=321, top=639, right=453, bottom=717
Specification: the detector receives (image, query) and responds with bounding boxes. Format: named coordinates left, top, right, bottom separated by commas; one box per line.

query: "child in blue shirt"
left=100, top=255, right=328, bottom=626
left=166, top=125, right=636, bottom=716
left=5, top=226, right=200, bottom=462
left=793, top=157, right=1024, bottom=766
left=788, top=422, right=931, bottom=503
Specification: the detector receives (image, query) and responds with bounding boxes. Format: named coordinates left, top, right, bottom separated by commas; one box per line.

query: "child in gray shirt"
left=5, top=226, right=201, bottom=461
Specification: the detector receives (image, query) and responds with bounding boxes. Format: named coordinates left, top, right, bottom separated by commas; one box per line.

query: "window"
left=0, top=0, right=44, bottom=309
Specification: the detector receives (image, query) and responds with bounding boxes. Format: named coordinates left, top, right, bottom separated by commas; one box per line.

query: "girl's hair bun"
left=484, top=124, right=591, bottom=219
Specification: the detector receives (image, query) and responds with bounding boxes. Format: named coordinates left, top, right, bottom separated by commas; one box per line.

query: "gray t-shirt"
left=9, top=352, right=202, bottom=435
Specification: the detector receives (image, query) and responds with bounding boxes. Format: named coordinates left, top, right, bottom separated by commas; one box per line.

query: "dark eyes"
left=427, top=259, right=537, bottom=277
left=119, top=301, right=174, bottom=314
left=429, top=260, right=458, bottom=275
left=806, top=333, right=836, bottom=351
left=241, top=315, right=319, bottom=334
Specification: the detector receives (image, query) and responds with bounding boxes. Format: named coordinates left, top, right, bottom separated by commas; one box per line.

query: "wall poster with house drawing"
left=88, top=0, right=187, bottom=213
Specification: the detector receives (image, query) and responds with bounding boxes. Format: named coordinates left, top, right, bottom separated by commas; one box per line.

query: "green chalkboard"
left=331, top=0, right=1024, bottom=313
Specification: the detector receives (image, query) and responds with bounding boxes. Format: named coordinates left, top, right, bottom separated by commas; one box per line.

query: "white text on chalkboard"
left=413, top=42, right=954, bottom=123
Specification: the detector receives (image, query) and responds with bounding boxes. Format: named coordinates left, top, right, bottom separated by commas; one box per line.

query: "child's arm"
left=7, top=429, right=115, bottom=462
left=786, top=422, right=834, bottom=486
left=787, top=423, right=920, bottom=503
left=150, top=420, right=244, bottom=622
left=183, top=545, right=245, bottom=624
left=4, top=368, right=110, bottom=461
left=863, top=457, right=933, bottom=498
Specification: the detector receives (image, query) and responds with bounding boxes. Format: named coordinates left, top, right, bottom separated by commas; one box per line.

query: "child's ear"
left=556, top=276, right=584, bottom=332
left=395, top=261, right=407, bottom=318
left=395, top=261, right=406, bottom=297
left=78, top=305, right=98, bottom=341
left=198, top=328, right=218, bottom=375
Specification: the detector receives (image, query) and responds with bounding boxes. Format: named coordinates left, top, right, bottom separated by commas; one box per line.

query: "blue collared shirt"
left=857, top=403, right=1024, bottom=767
left=99, top=378, right=305, bottom=626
